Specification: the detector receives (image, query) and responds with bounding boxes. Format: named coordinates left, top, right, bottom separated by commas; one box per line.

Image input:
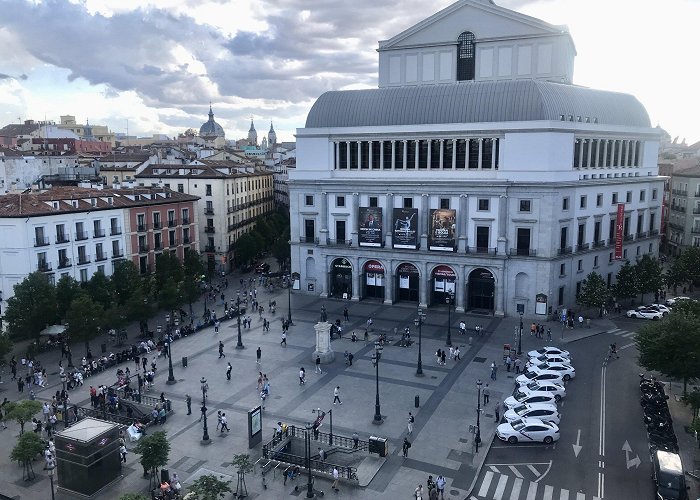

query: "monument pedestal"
left=312, top=321, right=335, bottom=363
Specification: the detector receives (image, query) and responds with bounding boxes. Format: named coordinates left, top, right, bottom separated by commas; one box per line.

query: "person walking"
left=490, top=361, right=497, bottom=380
left=505, top=356, right=512, bottom=372
left=436, top=349, right=442, bottom=365
left=332, top=467, right=339, bottom=492
left=185, top=394, right=192, bottom=415
left=257, top=372, right=264, bottom=391
left=280, top=332, right=287, bottom=347
left=216, top=410, right=222, bottom=431
left=220, top=413, right=230, bottom=432
left=226, top=362, right=232, bottom=380
left=547, top=327, right=552, bottom=341
left=214, top=320, right=220, bottom=334
left=315, top=355, right=322, bottom=374
left=343, top=306, right=349, bottom=321
left=407, top=412, right=415, bottom=434
left=333, top=386, right=342, bottom=405
left=256, top=347, right=261, bottom=365
left=494, top=401, right=501, bottom=422
left=352, top=431, right=359, bottom=449
left=218, top=341, right=225, bottom=358
left=435, top=475, right=446, bottom=499
left=415, top=484, right=424, bottom=499
left=454, top=347, right=461, bottom=361
left=441, top=350, right=447, bottom=366
left=402, top=437, right=411, bottom=458
left=299, top=367, right=306, bottom=385
left=514, top=358, right=522, bottom=374
left=483, top=384, right=490, bottom=405
left=120, top=444, right=128, bottom=463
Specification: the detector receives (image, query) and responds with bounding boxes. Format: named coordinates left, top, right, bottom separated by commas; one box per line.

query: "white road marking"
left=509, top=478, right=523, bottom=500
left=527, top=464, right=541, bottom=477
left=525, top=481, right=538, bottom=500
left=620, top=342, right=635, bottom=350
left=621, top=331, right=636, bottom=338
left=508, top=465, right=524, bottom=478
left=494, top=474, right=508, bottom=500
left=599, top=366, right=606, bottom=456
left=608, top=328, right=621, bottom=333
left=559, top=489, right=569, bottom=500
left=479, top=471, right=494, bottom=497
left=543, top=484, right=554, bottom=500
left=489, top=465, right=502, bottom=474
left=576, top=493, right=586, bottom=500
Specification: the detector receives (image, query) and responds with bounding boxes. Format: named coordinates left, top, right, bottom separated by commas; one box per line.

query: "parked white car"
left=637, top=304, right=671, bottom=316
left=527, top=347, right=571, bottom=359
left=516, top=368, right=565, bottom=387
left=528, top=354, right=572, bottom=366
left=529, top=361, right=576, bottom=381
left=626, top=308, right=663, bottom=320
left=504, top=388, right=559, bottom=409
left=496, top=417, right=560, bottom=444
left=503, top=403, right=561, bottom=425
left=523, top=381, right=566, bottom=401
left=666, top=296, right=691, bottom=306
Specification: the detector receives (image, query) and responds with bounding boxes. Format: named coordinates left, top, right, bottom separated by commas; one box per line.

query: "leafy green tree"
left=232, top=454, right=254, bottom=498
left=186, top=473, right=232, bottom=500
left=634, top=255, right=664, bottom=304
left=636, top=301, right=700, bottom=395
left=154, top=252, right=183, bottom=289
left=119, top=494, right=150, bottom=500
left=4, top=272, right=58, bottom=342
left=111, top=260, right=142, bottom=305
left=55, top=275, right=82, bottom=320
left=134, top=430, right=171, bottom=489
left=124, top=286, right=154, bottom=325
left=678, top=247, right=700, bottom=289
left=576, top=272, right=610, bottom=316
left=270, top=229, right=291, bottom=270
left=0, top=334, right=13, bottom=367
left=665, top=259, right=686, bottom=294
left=612, top=261, right=639, bottom=302
left=10, top=430, right=44, bottom=480
left=183, top=250, right=205, bottom=279
left=4, top=400, right=43, bottom=435
left=157, top=277, right=182, bottom=316
left=234, top=233, right=258, bottom=265
left=64, top=294, right=104, bottom=356
left=84, top=270, right=114, bottom=310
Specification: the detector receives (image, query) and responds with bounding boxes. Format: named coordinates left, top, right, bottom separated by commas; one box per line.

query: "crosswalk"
left=608, top=328, right=636, bottom=339
left=471, top=470, right=601, bottom=500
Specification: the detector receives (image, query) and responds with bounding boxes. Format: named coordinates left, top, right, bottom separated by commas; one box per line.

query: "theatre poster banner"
left=615, top=203, right=624, bottom=260
left=429, top=209, right=456, bottom=251
left=359, top=207, right=383, bottom=247
left=392, top=208, right=418, bottom=249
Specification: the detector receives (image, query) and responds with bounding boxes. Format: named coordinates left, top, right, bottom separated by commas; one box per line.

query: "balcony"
left=670, top=205, right=686, bottom=213
left=623, top=234, right=634, bottom=241
left=153, top=242, right=163, bottom=251
left=37, top=261, right=52, bottom=272
left=168, top=239, right=178, bottom=247
left=167, top=219, right=178, bottom=227
left=56, top=234, right=70, bottom=244
left=204, top=226, right=216, bottom=234
left=557, top=246, right=573, bottom=255
left=153, top=221, right=163, bottom=230
left=137, top=224, right=149, bottom=232
left=110, top=226, right=122, bottom=236
left=593, top=240, right=606, bottom=248
left=227, top=207, right=234, bottom=214
left=34, top=236, right=50, bottom=247
left=328, top=239, right=352, bottom=246
left=93, top=229, right=105, bottom=238
left=509, top=248, right=536, bottom=256
left=672, top=189, right=688, bottom=196
left=693, top=208, right=700, bottom=214
left=299, top=236, right=319, bottom=244
left=183, top=237, right=191, bottom=244
left=95, top=253, right=108, bottom=262
left=204, top=208, right=215, bottom=215
left=637, top=231, right=648, bottom=239
left=75, top=231, right=89, bottom=241
left=204, top=245, right=216, bottom=253
left=138, top=244, right=149, bottom=253
left=575, top=243, right=590, bottom=252
left=650, top=229, right=659, bottom=236
left=467, top=247, right=497, bottom=255
left=112, top=250, right=124, bottom=259
left=58, top=258, right=71, bottom=269
left=692, top=228, right=700, bottom=235
left=77, top=255, right=91, bottom=265
left=694, top=192, right=700, bottom=198
left=182, top=218, right=190, bottom=225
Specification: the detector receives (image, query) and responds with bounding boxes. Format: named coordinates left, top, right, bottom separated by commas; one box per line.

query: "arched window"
left=457, top=31, right=476, bottom=81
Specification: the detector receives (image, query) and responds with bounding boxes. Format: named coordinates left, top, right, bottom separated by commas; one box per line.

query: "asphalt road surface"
left=469, top=319, right=655, bottom=500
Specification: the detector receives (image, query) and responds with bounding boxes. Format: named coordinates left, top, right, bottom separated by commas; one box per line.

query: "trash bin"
left=160, top=468, right=170, bottom=483
left=182, top=356, right=187, bottom=367
left=368, top=436, right=388, bottom=457
left=101, top=343, right=107, bottom=354
left=415, top=395, right=420, bottom=408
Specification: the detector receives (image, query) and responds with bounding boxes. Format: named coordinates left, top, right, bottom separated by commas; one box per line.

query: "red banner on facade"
left=614, top=203, right=625, bottom=260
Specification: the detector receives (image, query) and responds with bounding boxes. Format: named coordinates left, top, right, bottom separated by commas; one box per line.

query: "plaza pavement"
left=0, top=280, right=636, bottom=500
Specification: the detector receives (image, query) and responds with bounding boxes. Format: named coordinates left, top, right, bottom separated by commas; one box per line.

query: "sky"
left=0, top=0, right=697, bottom=145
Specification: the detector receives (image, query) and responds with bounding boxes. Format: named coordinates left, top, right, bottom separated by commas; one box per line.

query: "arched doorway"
left=363, top=260, right=385, bottom=300
left=431, top=265, right=456, bottom=305
left=330, top=258, right=352, bottom=299
left=468, top=268, right=495, bottom=311
left=395, top=263, right=419, bottom=303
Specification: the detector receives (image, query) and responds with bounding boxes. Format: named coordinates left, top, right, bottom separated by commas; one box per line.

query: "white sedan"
left=524, top=381, right=566, bottom=401
left=496, top=417, right=560, bottom=444
left=516, top=368, right=564, bottom=387
left=626, top=308, right=663, bottom=320
left=503, top=403, right=561, bottom=425
left=527, top=347, right=571, bottom=359
left=666, top=296, right=691, bottom=306
left=504, top=388, right=558, bottom=409
left=637, top=304, right=671, bottom=316
left=528, top=354, right=572, bottom=366
left=529, top=362, right=576, bottom=381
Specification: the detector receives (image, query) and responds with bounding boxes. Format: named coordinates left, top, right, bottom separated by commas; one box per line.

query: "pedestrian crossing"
left=471, top=470, right=601, bottom=500
left=608, top=328, right=636, bottom=339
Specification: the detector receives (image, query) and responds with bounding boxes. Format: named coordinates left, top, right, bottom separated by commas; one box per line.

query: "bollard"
left=469, top=336, right=473, bottom=346
left=415, top=395, right=420, bottom=408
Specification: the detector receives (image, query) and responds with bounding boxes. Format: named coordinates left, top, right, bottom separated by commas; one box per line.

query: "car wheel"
left=564, top=374, right=571, bottom=381
left=543, top=436, right=554, bottom=444
left=508, top=436, right=518, bottom=444
left=554, top=395, right=562, bottom=402
left=652, top=316, right=659, bottom=321
left=663, top=312, right=668, bottom=317
left=629, top=313, right=636, bottom=318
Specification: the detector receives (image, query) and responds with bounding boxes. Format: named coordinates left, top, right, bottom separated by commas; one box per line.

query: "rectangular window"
left=607, top=273, right=612, bottom=288
left=652, top=189, right=658, bottom=200
left=403, top=197, right=413, bottom=209
left=577, top=223, right=585, bottom=247
left=596, top=194, right=603, bottom=207
left=182, top=208, right=190, bottom=224
left=206, top=184, right=212, bottom=196
left=336, top=196, right=345, bottom=207
left=304, top=219, right=315, bottom=243
left=626, top=191, right=632, bottom=203
left=440, top=198, right=450, bottom=209
left=576, top=281, right=582, bottom=296
left=169, top=230, right=176, bottom=247
left=558, top=286, right=564, bottom=306
left=609, top=218, right=616, bottom=242
left=478, top=198, right=489, bottom=211
left=80, top=269, right=88, bottom=283
left=636, top=245, right=641, bottom=256
left=305, top=195, right=314, bottom=206
left=177, top=184, right=184, bottom=193
left=594, top=221, right=601, bottom=244
left=562, top=197, right=569, bottom=211
left=476, top=226, right=490, bottom=250
left=623, top=248, right=628, bottom=259
left=560, top=263, right=565, bottom=276
left=335, top=220, right=346, bottom=243
left=369, top=196, right=378, bottom=208
left=519, top=199, right=531, bottom=212
left=580, top=195, right=587, bottom=209
left=594, top=256, right=599, bottom=267
left=153, top=211, right=162, bottom=229
left=640, top=190, right=646, bottom=202
left=516, top=228, right=531, bottom=255
left=577, top=259, right=583, bottom=271
left=560, top=226, right=568, bottom=250
left=609, top=252, right=613, bottom=263
left=612, top=192, right=618, bottom=204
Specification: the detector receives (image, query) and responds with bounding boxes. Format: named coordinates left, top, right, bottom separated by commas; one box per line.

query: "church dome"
left=199, top=105, right=225, bottom=138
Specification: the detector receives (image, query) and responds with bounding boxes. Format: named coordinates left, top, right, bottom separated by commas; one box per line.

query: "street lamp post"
left=518, top=312, right=523, bottom=355
left=201, top=377, right=210, bottom=444
left=372, top=341, right=383, bottom=424
left=286, top=274, right=294, bottom=326
left=475, top=379, right=483, bottom=453
left=414, top=309, right=426, bottom=377
left=235, top=292, right=244, bottom=349
left=47, top=458, right=56, bottom=500
left=446, top=292, right=454, bottom=347
left=166, top=335, right=176, bottom=385
left=305, top=422, right=315, bottom=498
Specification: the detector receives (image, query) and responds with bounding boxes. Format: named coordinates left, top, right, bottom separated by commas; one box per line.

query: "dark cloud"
left=0, top=73, right=12, bottom=80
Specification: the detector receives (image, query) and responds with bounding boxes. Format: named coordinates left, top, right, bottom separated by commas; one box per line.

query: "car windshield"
left=510, top=419, right=526, bottom=430
left=657, top=471, right=682, bottom=491
left=536, top=363, right=548, bottom=370
left=523, top=371, right=537, bottom=379
left=514, top=390, right=527, bottom=399
left=513, top=404, right=528, bottom=413
left=526, top=382, right=541, bottom=390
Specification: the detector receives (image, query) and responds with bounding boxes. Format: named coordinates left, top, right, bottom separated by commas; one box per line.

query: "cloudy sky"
left=0, top=0, right=697, bottom=144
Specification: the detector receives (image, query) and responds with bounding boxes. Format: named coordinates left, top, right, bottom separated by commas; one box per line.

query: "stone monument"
left=313, top=313, right=335, bottom=364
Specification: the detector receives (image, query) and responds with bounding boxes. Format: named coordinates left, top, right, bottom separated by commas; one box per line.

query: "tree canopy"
left=64, top=294, right=104, bottom=355
left=10, top=430, right=44, bottom=480
left=4, top=400, right=43, bottom=435
left=613, top=261, right=639, bottom=301
left=576, top=272, right=610, bottom=315
left=635, top=255, right=663, bottom=303
left=185, top=474, right=232, bottom=500
left=134, top=430, right=171, bottom=487
left=4, top=272, right=58, bottom=341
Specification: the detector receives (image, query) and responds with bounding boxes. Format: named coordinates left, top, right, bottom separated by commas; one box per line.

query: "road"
left=468, top=318, right=655, bottom=500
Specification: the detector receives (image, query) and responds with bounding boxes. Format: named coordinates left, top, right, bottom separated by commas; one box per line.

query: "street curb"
left=562, top=329, right=608, bottom=344
left=464, top=432, right=496, bottom=498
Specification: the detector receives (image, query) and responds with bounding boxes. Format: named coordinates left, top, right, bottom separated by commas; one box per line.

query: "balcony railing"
left=692, top=228, right=700, bottom=235
left=327, top=238, right=352, bottom=246
left=183, top=237, right=191, bottom=244
left=37, top=261, right=52, bottom=272
left=623, top=234, right=634, bottom=241
left=204, top=208, right=215, bottom=215
left=110, top=226, right=122, bottom=235
left=95, top=253, right=108, bottom=262
left=168, top=239, right=178, bottom=247
left=668, top=222, right=684, bottom=231
left=75, top=231, right=89, bottom=241
left=694, top=192, right=700, bottom=198
left=227, top=207, right=234, bottom=214
left=637, top=231, right=648, bottom=239
left=153, top=221, right=162, bottom=230
left=93, top=229, right=105, bottom=238
left=509, top=248, right=536, bottom=256
left=575, top=243, right=590, bottom=252
left=672, top=189, right=688, bottom=196
left=58, top=258, right=71, bottom=269
left=34, top=236, right=50, bottom=247
left=137, top=224, right=148, bottom=232
left=138, top=244, right=149, bottom=253
left=204, top=245, right=216, bottom=253
left=204, top=226, right=216, bottom=234
left=77, top=255, right=91, bottom=265
left=167, top=219, right=177, bottom=227
left=467, top=247, right=497, bottom=255
left=153, top=242, right=163, bottom=251
left=182, top=218, right=190, bottom=225
left=112, top=250, right=124, bottom=259
left=299, top=236, right=319, bottom=244
left=670, top=205, right=686, bottom=213
left=650, top=229, right=659, bottom=236
left=557, top=246, right=573, bottom=255
left=56, top=234, right=70, bottom=244
left=593, top=240, right=606, bottom=248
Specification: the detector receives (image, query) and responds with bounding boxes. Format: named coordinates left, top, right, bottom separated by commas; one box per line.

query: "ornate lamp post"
left=201, top=377, right=210, bottom=444
left=414, top=309, right=426, bottom=376
left=446, top=291, right=454, bottom=347
left=166, top=334, right=176, bottom=385
left=475, top=379, right=483, bottom=452
left=286, top=273, right=295, bottom=326
left=518, top=311, right=524, bottom=355
left=47, top=457, right=56, bottom=500
left=305, top=422, right=315, bottom=498
left=235, top=292, right=244, bottom=349
left=372, top=341, right=384, bottom=423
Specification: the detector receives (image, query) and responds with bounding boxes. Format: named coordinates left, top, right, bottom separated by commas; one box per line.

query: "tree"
left=111, top=260, right=142, bottom=305
left=0, top=333, right=13, bottom=367
left=636, top=301, right=700, bottom=395
left=64, top=294, right=104, bottom=356
left=157, top=277, right=182, bottom=316
left=665, top=259, right=686, bottom=294
left=84, top=270, right=115, bottom=311
left=634, top=255, right=663, bottom=303
left=271, top=229, right=291, bottom=270
left=679, top=247, right=700, bottom=287
left=55, top=275, right=82, bottom=320
left=612, top=261, right=638, bottom=302
left=10, top=430, right=44, bottom=480
left=119, top=495, right=149, bottom=500
left=134, top=430, right=171, bottom=489
left=576, top=272, right=610, bottom=316
left=4, top=400, right=43, bottom=435
left=4, top=272, right=57, bottom=341
left=186, top=474, right=232, bottom=500
left=154, top=252, right=183, bottom=289
left=234, top=233, right=258, bottom=265
left=232, top=454, right=254, bottom=498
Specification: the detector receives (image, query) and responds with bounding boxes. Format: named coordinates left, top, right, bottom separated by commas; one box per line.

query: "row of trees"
left=233, top=208, right=290, bottom=269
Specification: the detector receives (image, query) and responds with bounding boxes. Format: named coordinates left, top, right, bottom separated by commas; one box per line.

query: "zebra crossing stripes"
left=472, top=471, right=602, bottom=500
left=609, top=328, right=636, bottom=338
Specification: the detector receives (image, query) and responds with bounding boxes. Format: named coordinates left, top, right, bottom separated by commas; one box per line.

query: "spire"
left=208, top=102, right=214, bottom=120
left=269, top=121, right=275, bottom=133
left=249, top=118, right=256, bottom=132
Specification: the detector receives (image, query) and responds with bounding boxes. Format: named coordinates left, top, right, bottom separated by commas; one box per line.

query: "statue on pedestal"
left=320, top=305, right=327, bottom=322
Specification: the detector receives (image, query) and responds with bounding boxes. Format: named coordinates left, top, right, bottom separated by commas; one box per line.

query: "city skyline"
left=0, top=0, right=697, bottom=145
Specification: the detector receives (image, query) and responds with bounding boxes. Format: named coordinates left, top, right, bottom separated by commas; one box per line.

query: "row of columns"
left=575, top=138, right=641, bottom=169
left=334, top=138, right=499, bottom=170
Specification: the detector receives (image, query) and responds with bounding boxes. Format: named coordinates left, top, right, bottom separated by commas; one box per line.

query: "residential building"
left=667, top=165, right=700, bottom=255
left=288, top=0, right=663, bottom=317
left=0, top=151, right=81, bottom=193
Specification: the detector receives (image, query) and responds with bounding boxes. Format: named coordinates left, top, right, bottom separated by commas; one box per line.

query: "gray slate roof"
left=305, top=80, right=650, bottom=129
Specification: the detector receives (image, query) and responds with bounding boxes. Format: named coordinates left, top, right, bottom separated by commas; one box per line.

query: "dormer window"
left=457, top=31, right=476, bottom=81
